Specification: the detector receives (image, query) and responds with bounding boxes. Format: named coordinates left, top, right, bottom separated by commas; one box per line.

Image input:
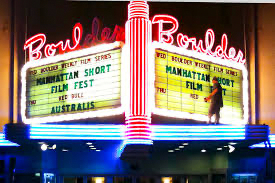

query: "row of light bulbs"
left=168, top=142, right=237, bottom=153
left=39, top=142, right=56, bottom=151
left=39, top=142, right=103, bottom=152
left=87, top=142, right=101, bottom=152
left=168, top=143, right=189, bottom=153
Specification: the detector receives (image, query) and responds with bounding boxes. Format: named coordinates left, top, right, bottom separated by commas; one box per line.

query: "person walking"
left=204, top=76, right=223, bottom=124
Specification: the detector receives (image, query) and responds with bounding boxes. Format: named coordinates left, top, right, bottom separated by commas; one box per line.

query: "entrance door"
left=63, top=177, right=84, bottom=183
left=114, top=176, right=133, bottom=183
left=136, top=177, right=156, bottom=183
left=212, top=174, right=226, bottom=183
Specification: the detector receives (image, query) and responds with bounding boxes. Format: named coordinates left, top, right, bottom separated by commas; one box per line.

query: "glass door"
left=63, top=177, right=84, bottom=183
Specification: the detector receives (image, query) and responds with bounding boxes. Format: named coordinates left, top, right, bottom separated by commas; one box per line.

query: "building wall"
left=0, top=0, right=11, bottom=131
left=257, top=4, right=275, bottom=133
left=246, top=5, right=256, bottom=125
left=0, top=0, right=20, bottom=131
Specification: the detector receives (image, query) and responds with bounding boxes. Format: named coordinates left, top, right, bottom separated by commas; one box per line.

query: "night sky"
left=18, top=0, right=247, bottom=56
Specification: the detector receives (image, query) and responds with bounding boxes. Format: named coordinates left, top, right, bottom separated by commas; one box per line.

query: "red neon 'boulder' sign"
left=152, top=14, right=246, bottom=64
left=24, top=23, right=82, bottom=61
left=24, top=18, right=125, bottom=61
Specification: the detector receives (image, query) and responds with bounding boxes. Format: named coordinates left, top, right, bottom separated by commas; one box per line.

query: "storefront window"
left=230, top=174, right=257, bottom=183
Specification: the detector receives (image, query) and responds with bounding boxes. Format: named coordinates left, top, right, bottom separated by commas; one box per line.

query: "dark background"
left=17, top=0, right=246, bottom=52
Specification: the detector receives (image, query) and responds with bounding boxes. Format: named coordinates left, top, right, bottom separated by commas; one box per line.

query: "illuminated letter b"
left=152, top=15, right=179, bottom=44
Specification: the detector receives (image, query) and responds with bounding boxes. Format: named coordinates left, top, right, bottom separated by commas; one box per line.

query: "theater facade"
left=0, top=1, right=274, bottom=183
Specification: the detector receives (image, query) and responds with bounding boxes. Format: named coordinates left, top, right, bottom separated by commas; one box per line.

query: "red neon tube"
left=125, top=1, right=152, bottom=143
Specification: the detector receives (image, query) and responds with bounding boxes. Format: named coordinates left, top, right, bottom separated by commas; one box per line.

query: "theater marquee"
left=21, top=9, right=249, bottom=126
left=22, top=42, right=124, bottom=124
left=151, top=42, right=248, bottom=125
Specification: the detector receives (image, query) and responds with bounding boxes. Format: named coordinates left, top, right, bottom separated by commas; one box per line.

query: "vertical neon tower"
left=125, top=1, right=152, bottom=145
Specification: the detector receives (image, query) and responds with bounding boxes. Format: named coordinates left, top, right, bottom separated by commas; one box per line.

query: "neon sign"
left=150, top=41, right=249, bottom=125
left=22, top=42, right=125, bottom=124
left=24, top=18, right=125, bottom=62
left=152, top=15, right=246, bottom=64
left=21, top=1, right=250, bottom=147
left=153, top=46, right=246, bottom=124
left=125, top=1, right=152, bottom=144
